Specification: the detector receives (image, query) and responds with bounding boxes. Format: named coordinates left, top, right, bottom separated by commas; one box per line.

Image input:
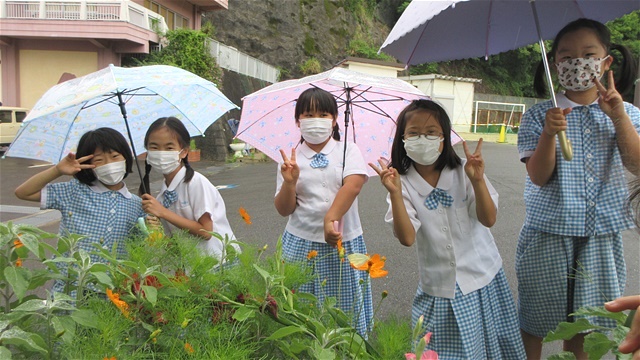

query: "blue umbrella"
left=4, top=64, right=238, bottom=191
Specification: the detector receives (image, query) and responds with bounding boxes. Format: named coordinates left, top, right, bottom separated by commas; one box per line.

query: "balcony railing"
left=1, top=0, right=168, bottom=32
left=208, top=38, right=279, bottom=84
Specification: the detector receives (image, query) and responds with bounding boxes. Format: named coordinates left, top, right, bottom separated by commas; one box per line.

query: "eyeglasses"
left=403, top=131, right=443, bottom=142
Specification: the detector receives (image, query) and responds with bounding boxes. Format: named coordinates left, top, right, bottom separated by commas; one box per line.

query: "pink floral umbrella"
left=237, top=67, right=462, bottom=176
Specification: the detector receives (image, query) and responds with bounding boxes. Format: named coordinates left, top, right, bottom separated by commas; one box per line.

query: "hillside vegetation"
left=205, top=1, right=639, bottom=99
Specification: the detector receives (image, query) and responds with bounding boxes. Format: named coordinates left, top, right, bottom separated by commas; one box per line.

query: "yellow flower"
left=239, top=207, right=252, bottom=225
left=184, top=342, right=194, bottom=354
left=13, top=239, right=23, bottom=249
left=307, top=250, right=318, bottom=260
left=146, top=230, right=163, bottom=244
left=106, top=288, right=130, bottom=319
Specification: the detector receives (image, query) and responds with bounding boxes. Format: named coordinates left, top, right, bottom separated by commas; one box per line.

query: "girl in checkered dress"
left=516, top=18, right=640, bottom=359
left=275, top=87, right=373, bottom=337
left=139, top=117, right=238, bottom=262
left=15, top=128, right=146, bottom=296
left=370, top=100, right=525, bottom=359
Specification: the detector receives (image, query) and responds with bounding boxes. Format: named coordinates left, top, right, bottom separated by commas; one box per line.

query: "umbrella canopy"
left=380, top=0, right=639, bottom=161
left=236, top=67, right=462, bottom=176
left=5, top=64, right=238, bottom=164
left=380, top=0, right=639, bottom=65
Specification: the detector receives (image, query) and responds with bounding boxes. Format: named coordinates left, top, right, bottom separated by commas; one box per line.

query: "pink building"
left=0, top=0, right=228, bottom=108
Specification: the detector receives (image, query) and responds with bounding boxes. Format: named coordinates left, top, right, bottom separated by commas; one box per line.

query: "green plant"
left=544, top=306, right=633, bottom=359
left=300, top=58, right=322, bottom=75
left=189, top=139, right=198, bottom=151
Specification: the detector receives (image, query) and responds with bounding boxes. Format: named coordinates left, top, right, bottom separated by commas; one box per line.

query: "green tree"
left=140, top=28, right=222, bottom=87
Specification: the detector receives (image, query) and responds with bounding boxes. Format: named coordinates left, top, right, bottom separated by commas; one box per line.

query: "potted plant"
left=188, top=139, right=201, bottom=162
left=229, top=138, right=246, bottom=158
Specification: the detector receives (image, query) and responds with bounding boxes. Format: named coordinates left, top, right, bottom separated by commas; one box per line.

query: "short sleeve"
left=518, top=103, right=547, bottom=162
left=384, top=186, right=421, bottom=234
left=188, top=176, right=223, bottom=222
left=42, top=181, right=76, bottom=211
left=342, top=142, right=369, bottom=181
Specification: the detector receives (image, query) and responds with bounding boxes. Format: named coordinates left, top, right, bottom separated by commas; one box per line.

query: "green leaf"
left=17, top=233, right=41, bottom=258
left=88, top=263, right=110, bottom=273
left=4, top=267, right=29, bottom=301
left=71, top=309, right=100, bottom=329
left=312, top=343, right=335, bottom=360
left=12, top=299, right=46, bottom=312
left=543, top=319, right=608, bottom=342
left=91, top=271, right=113, bottom=288
left=0, top=327, right=47, bottom=354
left=265, top=325, right=307, bottom=340
left=141, top=285, right=158, bottom=306
left=0, top=346, right=12, bottom=359
left=232, top=306, right=256, bottom=322
left=548, top=351, right=577, bottom=360
left=572, top=306, right=627, bottom=324
left=583, top=332, right=616, bottom=360
left=43, top=257, right=76, bottom=264
left=253, top=264, right=272, bottom=282
left=50, top=316, right=66, bottom=338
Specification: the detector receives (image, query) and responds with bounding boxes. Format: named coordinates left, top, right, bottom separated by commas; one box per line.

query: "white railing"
left=1, top=0, right=167, bottom=32
left=208, top=38, right=279, bottom=84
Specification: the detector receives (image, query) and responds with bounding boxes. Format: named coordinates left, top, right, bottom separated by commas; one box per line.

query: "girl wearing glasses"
left=369, top=100, right=524, bottom=359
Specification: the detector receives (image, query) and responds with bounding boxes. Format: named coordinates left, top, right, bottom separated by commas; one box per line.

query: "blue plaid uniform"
left=282, top=231, right=373, bottom=337
left=45, top=179, right=145, bottom=294
left=516, top=99, right=639, bottom=336
left=411, top=269, right=525, bottom=359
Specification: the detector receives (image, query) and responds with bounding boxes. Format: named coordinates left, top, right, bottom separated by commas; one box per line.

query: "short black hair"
left=74, top=127, right=133, bottom=185
left=389, top=99, right=461, bottom=174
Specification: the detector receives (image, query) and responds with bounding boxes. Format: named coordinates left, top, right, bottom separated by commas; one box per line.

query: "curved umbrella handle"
left=557, top=131, right=573, bottom=161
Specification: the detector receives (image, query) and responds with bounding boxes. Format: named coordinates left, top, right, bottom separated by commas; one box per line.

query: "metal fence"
left=208, top=38, right=279, bottom=84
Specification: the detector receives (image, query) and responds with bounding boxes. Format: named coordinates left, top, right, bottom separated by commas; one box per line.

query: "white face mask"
left=147, top=150, right=182, bottom=174
left=403, top=136, right=443, bottom=166
left=93, top=160, right=126, bottom=186
left=556, top=55, right=609, bottom=92
left=300, top=118, right=334, bottom=145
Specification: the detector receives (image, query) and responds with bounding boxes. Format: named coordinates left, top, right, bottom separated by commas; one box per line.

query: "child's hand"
left=595, top=70, right=626, bottom=123
left=543, top=107, right=570, bottom=137
left=369, top=158, right=401, bottom=194
left=324, top=219, right=342, bottom=247
left=56, top=152, right=94, bottom=175
left=146, top=214, right=161, bottom=229
left=463, top=139, right=486, bottom=183
left=605, top=295, right=640, bottom=355
left=279, top=148, right=299, bottom=184
left=142, top=194, right=168, bottom=219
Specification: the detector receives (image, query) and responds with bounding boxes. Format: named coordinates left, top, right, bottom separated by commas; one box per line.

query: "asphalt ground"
left=1, top=136, right=638, bottom=358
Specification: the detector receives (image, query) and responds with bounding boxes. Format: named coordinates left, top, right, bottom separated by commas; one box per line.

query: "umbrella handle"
left=557, top=131, right=573, bottom=161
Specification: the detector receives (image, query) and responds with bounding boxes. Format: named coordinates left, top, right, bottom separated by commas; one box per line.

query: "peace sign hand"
left=279, top=148, right=299, bottom=184
left=595, top=70, right=626, bottom=122
left=463, top=139, right=485, bottom=183
left=368, top=158, right=401, bottom=194
left=56, top=152, right=95, bottom=176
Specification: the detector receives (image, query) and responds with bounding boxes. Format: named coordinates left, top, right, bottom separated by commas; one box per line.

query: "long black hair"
left=534, top=18, right=636, bottom=97
left=75, top=128, right=133, bottom=185
left=389, top=99, right=461, bottom=175
left=139, top=117, right=194, bottom=195
left=294, top=87, right=341, bottom=143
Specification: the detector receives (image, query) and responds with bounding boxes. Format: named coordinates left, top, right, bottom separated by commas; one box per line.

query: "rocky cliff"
left=204, top=0, right=404, bottom=79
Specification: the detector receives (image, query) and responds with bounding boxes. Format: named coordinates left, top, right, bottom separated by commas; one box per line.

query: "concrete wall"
left=197, top=69, right=269, bottom=161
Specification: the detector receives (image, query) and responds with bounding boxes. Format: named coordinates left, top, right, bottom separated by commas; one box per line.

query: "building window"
left=143, top=1, right=189, bottom=30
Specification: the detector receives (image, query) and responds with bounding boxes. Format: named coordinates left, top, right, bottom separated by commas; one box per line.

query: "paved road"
left=1, top=141, right=638, bottom=357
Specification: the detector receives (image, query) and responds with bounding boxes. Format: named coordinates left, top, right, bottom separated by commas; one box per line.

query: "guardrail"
left=0, top=0, right=168, bottom=32
left=208, top=38, right=279, bottom=84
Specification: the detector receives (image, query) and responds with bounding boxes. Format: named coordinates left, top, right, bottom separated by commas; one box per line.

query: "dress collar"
left=163, top=166, right=187, bottom=192
left=405, top=164, right=453, bottom=197
left=556, top=91, right=598, bottom=109
left=89, top=180, right=132, bottom=199
left=299, top=138, right=338, bottom=159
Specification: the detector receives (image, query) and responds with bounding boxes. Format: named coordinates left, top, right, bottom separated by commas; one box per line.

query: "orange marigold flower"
left=336, top=239, right=345, bottom=261
left=184, top=342, right=194, bottom=353
left=239, top=207, right=252, bottom=225
left=13, top=239, right=23, bottom=249
left=349, top=253, right=388, bottom=278
left=307, top=250, right=318, bottom=260
left=103, top=357, right=116, bottom=360
left=15, top=258, right=22, bottom=267
left=106, top=288, right=130, bottom=319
